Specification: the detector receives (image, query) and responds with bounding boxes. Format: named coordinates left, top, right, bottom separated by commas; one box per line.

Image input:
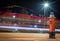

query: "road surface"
left=0, top=33, right=60, bottom=41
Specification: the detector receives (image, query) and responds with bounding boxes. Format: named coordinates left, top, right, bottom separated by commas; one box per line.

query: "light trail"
left=0, top=26, right=60, bottom=32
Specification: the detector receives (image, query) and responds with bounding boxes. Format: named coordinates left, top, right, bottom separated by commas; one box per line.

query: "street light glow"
left=44, top=3, right=49, bottom=7
left=38, top=20, right=41, bottom=23
left=43, top=2, right=49, bottom=28
left=34, top=25, right=37, bottom=28
left=13, top=15, right=16, bottom=18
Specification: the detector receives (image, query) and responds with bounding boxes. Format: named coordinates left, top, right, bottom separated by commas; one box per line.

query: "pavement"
left=0, top=33, right=60, bottom=41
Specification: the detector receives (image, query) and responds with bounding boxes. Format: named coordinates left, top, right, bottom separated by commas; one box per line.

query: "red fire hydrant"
left=49, top=12, right=56, bottom=39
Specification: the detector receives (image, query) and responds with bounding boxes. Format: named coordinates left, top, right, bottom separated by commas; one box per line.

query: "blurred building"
left=0, top=5, right=60, bottom=32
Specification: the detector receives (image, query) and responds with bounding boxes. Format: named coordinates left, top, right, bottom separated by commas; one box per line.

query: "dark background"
left=0, top=0, right=60, bottom=20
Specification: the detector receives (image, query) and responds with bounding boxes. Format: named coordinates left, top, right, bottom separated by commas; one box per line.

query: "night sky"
left=0, top=0, right=60, bottom=20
